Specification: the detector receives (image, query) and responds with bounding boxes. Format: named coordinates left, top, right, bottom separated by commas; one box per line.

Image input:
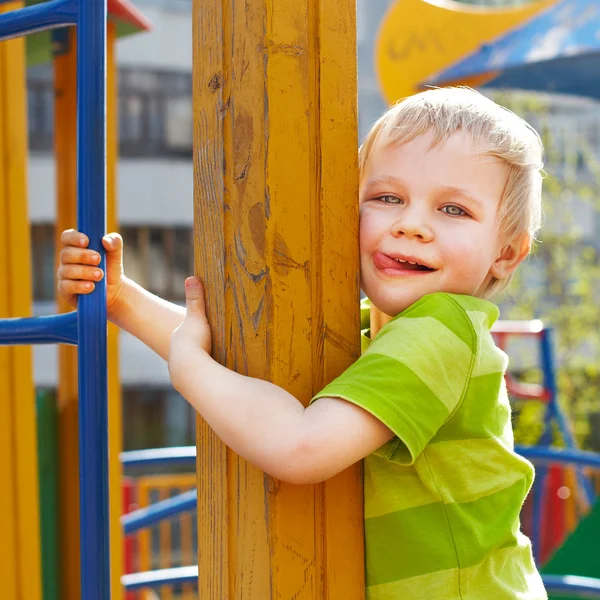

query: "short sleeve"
left=312, top=294, right=477, bottom=464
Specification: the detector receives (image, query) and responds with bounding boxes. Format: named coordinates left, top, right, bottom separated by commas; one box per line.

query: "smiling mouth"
left=373, top=253, right=437, bottom=274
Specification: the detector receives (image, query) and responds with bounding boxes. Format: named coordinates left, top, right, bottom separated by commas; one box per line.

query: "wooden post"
left=193, top=1, right=363, bottom=598
left=0, top=3, right=43, bottom=598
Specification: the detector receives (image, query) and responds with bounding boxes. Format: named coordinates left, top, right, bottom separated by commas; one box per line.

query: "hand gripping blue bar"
left=0, top=0, right=77, bottom=41
left=0, top=0, right=109, bottom=597
left=0, top=312, right=78, bottom=345
left=76, top=0, right=110, bottom=596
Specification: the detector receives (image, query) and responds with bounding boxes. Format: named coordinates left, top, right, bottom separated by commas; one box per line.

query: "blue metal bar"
left=0, top=0, right=77, bottom=41
left=516, top=446, right=600, bottom=470
left=122, top=567, right=198, bottom=591
left=539, top=329, right=596, bottom=506
left=0, top=313, right=77, bottom=346
left=120, top=446, right=196, bottom=468
left=530, top=465, right=546, bottom=565
left=121, top=489, right=197, bottom=534
left=76, top=0, right=109, bottom=596
left=542, top=575, right=600, bottom=599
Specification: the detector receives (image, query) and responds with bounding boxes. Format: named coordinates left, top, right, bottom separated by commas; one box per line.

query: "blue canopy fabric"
left=426, top=0, right=600, bottom=99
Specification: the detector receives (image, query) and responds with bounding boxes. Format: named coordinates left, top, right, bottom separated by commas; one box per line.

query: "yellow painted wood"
left=54, top=28, right=81, bottom=600
left=106, top=21, right=125, bottom=600
left=0, top=8, right=21, bottom=597
left=0, top=4, right=43, bottom=598
left=376, top=0, right=558, bottom=103
left=193, top=0, right=362, bottom=598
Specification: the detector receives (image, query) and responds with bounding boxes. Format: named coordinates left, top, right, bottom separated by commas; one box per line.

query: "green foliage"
left=491, top=92, right=600, bottom=452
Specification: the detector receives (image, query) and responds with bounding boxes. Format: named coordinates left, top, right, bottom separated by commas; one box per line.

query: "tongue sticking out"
left=377, top=254, right=434, bottom=272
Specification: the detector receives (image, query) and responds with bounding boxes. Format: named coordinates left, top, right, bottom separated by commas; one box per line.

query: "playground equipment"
left=2, top=0, right=599, bottom=597
left=428, top=0, right=600, bottom=100
left=375, top=0, right=558, bottom=104
left=491, top=321, right=600, bottom=599
left=0, top=0, right=149, bottom=599
left=2, top=0, right=365, bottom=597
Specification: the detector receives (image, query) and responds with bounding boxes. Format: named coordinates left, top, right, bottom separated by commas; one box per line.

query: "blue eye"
left=378, top=195, right=403, bottom=204
left=442, top=205, right=467, bottom=217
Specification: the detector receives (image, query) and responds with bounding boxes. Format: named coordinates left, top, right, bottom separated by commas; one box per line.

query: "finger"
left=184, top=277, right=207, bottom=317
left=102, top=233, right=124, bottom=284
left=57, top=279, right=95, bottom=298
left=102, top=232, right=123, bottom=253
left=60, top=246, right=102, bottom=266
left=57, top=264, right=104, bottom=283
left=61, top=229, right=89, bottom=248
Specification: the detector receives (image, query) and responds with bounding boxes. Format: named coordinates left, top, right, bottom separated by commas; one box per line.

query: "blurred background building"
left=28, top=0, right=600, bottom=450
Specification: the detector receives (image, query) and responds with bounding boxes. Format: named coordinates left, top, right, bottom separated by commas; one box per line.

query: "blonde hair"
left=359, top=87, right=544, bottom=297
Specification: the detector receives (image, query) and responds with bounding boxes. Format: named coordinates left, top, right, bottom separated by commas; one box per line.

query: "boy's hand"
left=169, top=277, right=212, bottom=389
left=57, top=229, right=128, bottom=318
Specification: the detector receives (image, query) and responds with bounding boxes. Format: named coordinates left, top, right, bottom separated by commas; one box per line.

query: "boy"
left=58, top=88, right=547, bottom=599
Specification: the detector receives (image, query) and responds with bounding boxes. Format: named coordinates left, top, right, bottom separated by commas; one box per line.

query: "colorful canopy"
left=426, top=0, right=600, bottom=99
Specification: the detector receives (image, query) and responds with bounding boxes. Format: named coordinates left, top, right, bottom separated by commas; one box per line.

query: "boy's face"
left=359, top=130, right=509, bottom=317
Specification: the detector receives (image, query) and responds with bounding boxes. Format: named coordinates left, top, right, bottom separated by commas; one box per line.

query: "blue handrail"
left=0, top=0, right=109, bottom=597
left=120, top=446, right=197, bottom=468
left=516, top=446, right=600, bottom=470
left=0, top=0, right=76, bottom=40
left=122, top=489, right=197, bottom=534
left=542, top=575, right=600, bottom=598
left=122, top=567, right=199, bottom=591
left=0, top=312, right=78, bottom=345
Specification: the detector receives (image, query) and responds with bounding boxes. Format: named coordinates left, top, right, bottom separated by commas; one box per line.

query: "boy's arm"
left=114, top=278, right=185, bottom=361
left=169, top=278, right=394, bottom=485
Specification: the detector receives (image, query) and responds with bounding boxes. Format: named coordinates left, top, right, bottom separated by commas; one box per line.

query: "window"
left=31, top=224, right=56, bottom=301
left=121, top=226, right=194, bottom=301
left=27, top=67, right=193, bottom=158
left=122, top=387, right=196, bottom=451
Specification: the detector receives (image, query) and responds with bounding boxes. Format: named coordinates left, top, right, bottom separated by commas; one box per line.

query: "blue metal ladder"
left=0, top=1, right=110, bottom=598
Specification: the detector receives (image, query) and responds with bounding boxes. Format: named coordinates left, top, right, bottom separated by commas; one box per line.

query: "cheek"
left=441, top=227, right=498, bottom=276
left=358, top=211, right=377, bottom=253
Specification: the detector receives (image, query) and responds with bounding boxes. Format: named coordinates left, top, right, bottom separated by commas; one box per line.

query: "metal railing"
left=0, top=0, right=108, bottom=598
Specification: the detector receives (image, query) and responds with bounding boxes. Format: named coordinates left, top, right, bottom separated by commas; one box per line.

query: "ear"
left=489, top=234, right=531, bottom=281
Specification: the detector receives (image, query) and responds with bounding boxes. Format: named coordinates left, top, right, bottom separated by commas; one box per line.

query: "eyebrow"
left=362, top=177, right=484, bottom=207
left=439, top=186, right=484, bottom=207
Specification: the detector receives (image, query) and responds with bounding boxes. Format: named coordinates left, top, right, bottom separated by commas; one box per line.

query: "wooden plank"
left=192, top=0, right=362, bottom=598
left=192, top=0, right=229, bottom=598
left=0, top=11, right=20, bottom=596
left=54, top=28, right=81, bottom=600
left=317, top=0, right=363, bottom=595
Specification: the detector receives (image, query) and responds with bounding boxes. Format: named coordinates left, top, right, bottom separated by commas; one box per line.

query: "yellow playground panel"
left=133, top=474, right=197, bottom=600
left=376, top=0, right=558, bottom=104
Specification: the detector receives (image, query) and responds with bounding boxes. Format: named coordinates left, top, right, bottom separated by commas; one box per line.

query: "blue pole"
left=76, top=0, right=109, bottom=596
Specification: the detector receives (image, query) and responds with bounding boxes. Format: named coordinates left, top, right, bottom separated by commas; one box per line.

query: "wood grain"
left=193, top=1, right=362, bottom=597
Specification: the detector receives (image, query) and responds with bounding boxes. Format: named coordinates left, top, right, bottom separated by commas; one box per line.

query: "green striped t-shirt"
left=312, top=293, right=547, bottom=600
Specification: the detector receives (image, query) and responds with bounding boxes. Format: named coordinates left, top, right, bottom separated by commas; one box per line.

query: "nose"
left=391, top=207, right=433, bottom=242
